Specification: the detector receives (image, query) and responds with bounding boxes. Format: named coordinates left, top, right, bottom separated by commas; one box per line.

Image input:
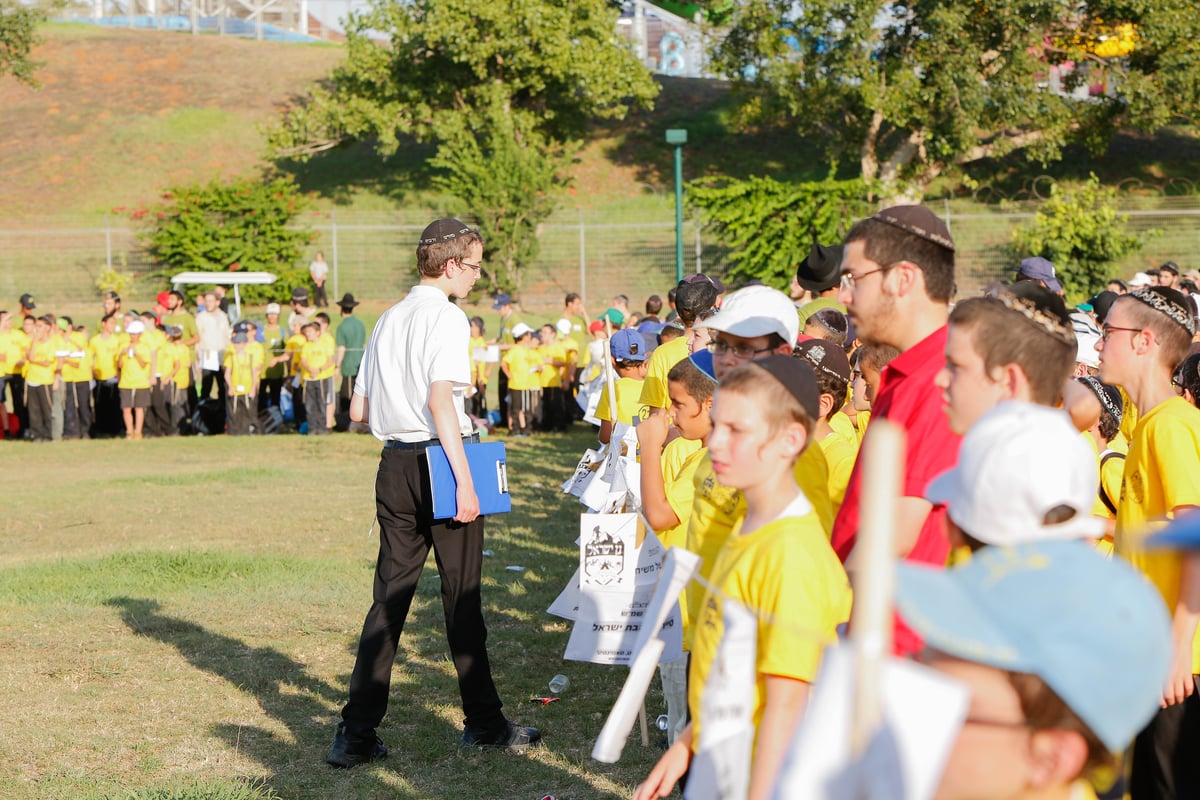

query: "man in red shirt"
left=830, top=205, right=962, bottom=657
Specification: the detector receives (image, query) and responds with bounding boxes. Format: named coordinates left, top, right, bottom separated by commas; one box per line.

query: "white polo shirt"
left=355, top=285, right=473, bottom=443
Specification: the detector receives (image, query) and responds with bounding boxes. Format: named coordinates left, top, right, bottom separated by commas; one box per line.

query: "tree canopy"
left=0, top=0, right=46, bottom=86
left=709, top=0, right=1200, bottom=201
left=268, top=0, right=658, bottom=291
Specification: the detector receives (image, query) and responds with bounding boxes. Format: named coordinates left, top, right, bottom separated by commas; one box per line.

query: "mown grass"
left=0, top=428, right=661, bottom=800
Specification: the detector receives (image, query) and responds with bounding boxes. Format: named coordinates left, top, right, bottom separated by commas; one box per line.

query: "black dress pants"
left=1132, top=676, right=1200, bottom=800
left=341, top=443, right=506, bottom=738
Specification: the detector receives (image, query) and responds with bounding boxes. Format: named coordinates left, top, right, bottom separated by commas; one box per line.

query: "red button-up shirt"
left=831, top=325, right=962, bottom=656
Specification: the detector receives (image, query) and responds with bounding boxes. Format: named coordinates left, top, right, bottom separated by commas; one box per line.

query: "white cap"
left=266, top=303, right=281, bottom=315
left=555, top=318, right=572, bottom=336
left=1076, top=330, right=1100, bottom=369
left=926, top=401, right=1104, bottom=544
left=511, top=322, right=533, bottom=338
left=1129, top=272, right=1153, bottom=287
left=696, top=285, right=799, bottom=345
left=126, top=320, right=145, bottom=334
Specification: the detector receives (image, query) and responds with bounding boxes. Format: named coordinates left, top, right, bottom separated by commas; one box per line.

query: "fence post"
left=578, top=208, right=587, bottom=305
left=693, top=210, right=702, bottom=275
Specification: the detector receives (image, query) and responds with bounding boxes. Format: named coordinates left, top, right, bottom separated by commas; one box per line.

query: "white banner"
left=563, top=517, right=682, bottom=665
left=771, top=645, right=969, bottom=800
left=685, top=599, right=757, bottom=800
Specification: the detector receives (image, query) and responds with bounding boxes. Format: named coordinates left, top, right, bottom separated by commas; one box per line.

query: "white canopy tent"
left=170, top=271, right=277, bottom=320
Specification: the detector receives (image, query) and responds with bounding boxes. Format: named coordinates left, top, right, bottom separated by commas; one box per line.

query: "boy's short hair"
left=1174, top=353, right=1200, bottom=408
left=645, top=295, right=663, bottom=316
left=845, top=206, right=955, bottom=303
left=315, top=312, right=331, bottom=325
left=857, top=342, right=901, bottom=374
left=1119, top=288, right=1195, bottom=370
left=415, top=218, right=484, bottom=278
left=949, top=283, right=1076, bottom=407
left=719, top=355, right=818, bottom=441
left=301, top=322, right=318, bottom=332
left=673, top=276, right=720, bottom=327
left=667, top=357, right=716, bottom=404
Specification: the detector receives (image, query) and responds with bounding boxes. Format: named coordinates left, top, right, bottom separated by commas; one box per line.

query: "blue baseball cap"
left=1145, top=510, right=1200, bottom=549
left=1017, top=256, right=1063, bottom=293
left=491, top=292, right=512, bottom=310
left=896, top=540, right=1170, bottom=751
left=610, top=328, right=648, bottom=362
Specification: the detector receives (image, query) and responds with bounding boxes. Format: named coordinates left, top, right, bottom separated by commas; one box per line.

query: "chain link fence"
left=4, top=196, right=1200, bottom=311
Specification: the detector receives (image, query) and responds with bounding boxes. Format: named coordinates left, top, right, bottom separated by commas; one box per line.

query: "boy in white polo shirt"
left=327, top=218, right=539, bottom=768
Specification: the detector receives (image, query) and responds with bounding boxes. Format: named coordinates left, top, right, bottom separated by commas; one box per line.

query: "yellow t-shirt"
left=155, top=342, right=177, bottom=386
left=117, top=340, right=153, bottom=390
left=0, top=330, right=22, bottom=376
left=300, top=337, right=335, bottom=381
left=854, top=410, right=872, bottom=443
left=659, top=438, right=706, bottom=552
left=10, top=330, right=30, bottom=376
left=1115, top=396, right=1200, bottom=672
left=596, top=376, right=647, bottom=425
left=682, top=444, right=834, bottom=649
left=502, top=345, right=542, bottom=392
left=818, top=430, right=858, bottom=517
left=1087, top=431, right=1128, bottom=521
left=687, top=495, right=852, bottom=751
left=24, top=339, right=57, bottom=386
left=224, top=347, right=259, bottom=395
left=1118, top=386, right=1139, bottom=444
left=469, top=335, right=488, bottom=384
left=60, top=331, right=92, bottom=383
left=171, top=343, right=192, bottom=389
left=539, top=342, right=566, bottom=389
left=89, top=333, right=121, bottom=381
left=285, top=333, right=306, bottom=377
left=793, top=443, right=834, bottom=538
left=829, top=410, right=857, bottom=448
left=638, top=335, right=689, bottom=409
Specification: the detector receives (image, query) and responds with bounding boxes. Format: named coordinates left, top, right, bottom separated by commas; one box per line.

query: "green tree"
left=708, top=0, right=1200, bottom=201
left=139, top=175, right=315, bottom=305
left=268, top=0, right=658, bottom=292
left=1009, top=175, right=1144, bottom=303
left=689, top=174, right=868, bottom=287
left=0, top=0, right=46, bottom=86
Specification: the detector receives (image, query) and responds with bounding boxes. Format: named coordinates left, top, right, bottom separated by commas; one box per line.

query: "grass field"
left=0, top=427, right=664, bottom=800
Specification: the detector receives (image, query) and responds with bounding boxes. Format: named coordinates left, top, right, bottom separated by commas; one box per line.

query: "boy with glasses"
left=1094, top=285, right=1200, bottom=799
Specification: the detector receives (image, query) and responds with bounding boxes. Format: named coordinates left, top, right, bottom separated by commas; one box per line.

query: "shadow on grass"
left=104, top=596, right=442, bottom=798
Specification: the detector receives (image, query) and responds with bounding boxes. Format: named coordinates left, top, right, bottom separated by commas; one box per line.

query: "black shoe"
left=326, top=722, right=388, bottom=768
left=460, top=721, right=542, bottom=752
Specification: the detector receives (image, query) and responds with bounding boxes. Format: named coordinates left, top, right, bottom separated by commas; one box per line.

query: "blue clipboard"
left=426, top=441, right=511, bottom=519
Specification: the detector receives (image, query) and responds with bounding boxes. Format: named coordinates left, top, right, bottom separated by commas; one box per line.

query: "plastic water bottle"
left=656, top=714, right=669, bottom=732
left=548, top=674, right=569, bottom=694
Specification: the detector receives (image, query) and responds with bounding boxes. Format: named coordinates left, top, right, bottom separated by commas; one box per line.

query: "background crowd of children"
left=0, top=285, right=367, bottom=440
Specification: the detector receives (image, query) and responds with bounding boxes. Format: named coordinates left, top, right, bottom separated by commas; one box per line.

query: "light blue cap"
left=1145, top=511, right=1200, bottom=549
left=895, top=540, right=1170, bottom=751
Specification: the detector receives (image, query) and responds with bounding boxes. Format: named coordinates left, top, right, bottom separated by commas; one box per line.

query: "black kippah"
left=748, top=355, right=820, bottom=419
left=419, top=218, right=473, bottom=246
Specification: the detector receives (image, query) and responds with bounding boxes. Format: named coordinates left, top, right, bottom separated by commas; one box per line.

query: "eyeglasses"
left=459, top=259, right=482, bottom=274
left=708, top=339, right=774, bottom=360
left=840, top=260, right=903, bottom=291
left=1100, top=324, right=1143, bottom=343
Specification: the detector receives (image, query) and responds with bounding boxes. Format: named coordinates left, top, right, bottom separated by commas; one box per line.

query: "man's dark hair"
left=645, top=295, right=663, bottom=316
left=565, top=292, right=581, bottom=306
left=844, top=218, right=955, bottom=303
